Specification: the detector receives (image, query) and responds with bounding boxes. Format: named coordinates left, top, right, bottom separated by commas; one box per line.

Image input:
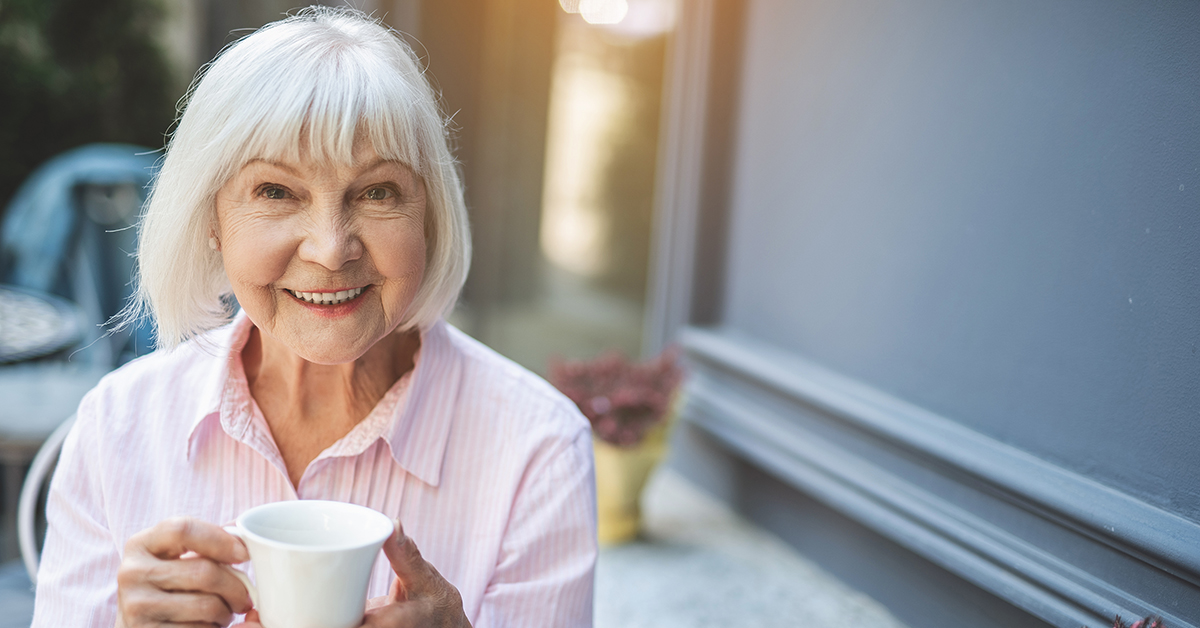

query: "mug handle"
left=222, top=525, right=260, bottom=608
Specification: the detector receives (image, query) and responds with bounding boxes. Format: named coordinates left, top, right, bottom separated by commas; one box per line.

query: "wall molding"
left=680, top=325, right=1200, bottom=628
left=642, top=0, right=715, bottom=355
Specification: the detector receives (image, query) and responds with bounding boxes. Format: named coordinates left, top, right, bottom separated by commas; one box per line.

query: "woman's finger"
left=133, top=516, right=250, bottom=564
left=140, top=554, right=254, bottom=613
left=363, top=595, right=471, bottom=628
left=377, top=521, right=469, bottom=627
left=118, top=518, right=255, bottom=625
left=362, top=600, right=424, bottom=627
left=118, top=588, right=238, bottom=626
left=381, top=520, right=438, bottom=597
left=381, top=521, right=456, bottom=605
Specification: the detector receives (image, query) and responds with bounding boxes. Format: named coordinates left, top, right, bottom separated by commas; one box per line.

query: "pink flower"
left=548, top=348, right=685, bottom=448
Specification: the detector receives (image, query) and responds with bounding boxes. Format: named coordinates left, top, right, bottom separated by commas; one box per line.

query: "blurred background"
left=3, top=1, right=1199, bottom=627
left=0, top=0, right=674, bottom=373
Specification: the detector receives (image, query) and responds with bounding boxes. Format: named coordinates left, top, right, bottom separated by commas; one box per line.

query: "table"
left=0, top=285, right=84, bottom=363
left=0, top=285, right=106, bottom=559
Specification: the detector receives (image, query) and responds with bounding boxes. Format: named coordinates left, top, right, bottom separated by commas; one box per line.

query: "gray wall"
left=669, top=0, right=1200, bottom=626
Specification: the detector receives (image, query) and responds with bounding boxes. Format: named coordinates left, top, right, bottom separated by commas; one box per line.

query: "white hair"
left=127, top=6, right=470, bottom=349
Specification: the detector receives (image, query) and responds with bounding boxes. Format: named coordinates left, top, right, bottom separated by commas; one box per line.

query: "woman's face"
left=214, top=139, right=427, bottom=364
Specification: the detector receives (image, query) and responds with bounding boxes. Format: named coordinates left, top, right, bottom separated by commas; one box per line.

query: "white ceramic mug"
left=224, top=500, right=395, bottom=628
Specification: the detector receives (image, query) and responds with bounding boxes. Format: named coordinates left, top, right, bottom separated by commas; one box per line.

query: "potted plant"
left=549, top=349, right=684, bottom=544
left=1102, top=617, right=1164, bottom=628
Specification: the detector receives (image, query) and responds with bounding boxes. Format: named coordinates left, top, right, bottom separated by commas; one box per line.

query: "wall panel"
left=661, top=0, right=1200, bottom=624
left=719, top=0, right=1200, bottom=515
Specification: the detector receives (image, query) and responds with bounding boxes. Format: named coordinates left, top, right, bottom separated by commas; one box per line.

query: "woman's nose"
left=297, top=202, right=363, bottom=270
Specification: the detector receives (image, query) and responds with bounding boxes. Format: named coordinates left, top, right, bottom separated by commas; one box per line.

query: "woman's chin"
left=261, top=321, right=384, bottom=365
left=282, top=334, right=381, bottom=365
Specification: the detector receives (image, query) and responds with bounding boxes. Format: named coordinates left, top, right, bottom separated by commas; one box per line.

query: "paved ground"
left=0, top=560, right=33, bottom=628
left=596, top=469, right=910, bottom=628
left=0, top=469, right=908, bottom=628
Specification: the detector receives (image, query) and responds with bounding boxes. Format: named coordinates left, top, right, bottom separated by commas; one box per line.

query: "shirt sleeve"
left=474, top=425, right=598, bottom=628
left=31, top=390, right=121, bottom=628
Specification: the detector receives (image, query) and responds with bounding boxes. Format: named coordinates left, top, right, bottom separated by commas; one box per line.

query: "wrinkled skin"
left=115, top=518, right=470, bottom=628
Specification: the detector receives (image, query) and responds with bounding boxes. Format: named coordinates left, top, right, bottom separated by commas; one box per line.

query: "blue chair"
left=1, top=143, right=158, bottom=365
left=0, top=145, right=157, bottom=573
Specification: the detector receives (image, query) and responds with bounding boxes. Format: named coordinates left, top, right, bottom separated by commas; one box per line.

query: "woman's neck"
left=241, top=325, right=420, bottom=488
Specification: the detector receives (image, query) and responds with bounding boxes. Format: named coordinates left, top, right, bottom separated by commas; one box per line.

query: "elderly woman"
left=30, top=7, right=596, bottom=628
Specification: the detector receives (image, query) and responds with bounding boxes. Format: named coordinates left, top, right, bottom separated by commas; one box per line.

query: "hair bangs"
left=226, top=43, right=427, bottom=181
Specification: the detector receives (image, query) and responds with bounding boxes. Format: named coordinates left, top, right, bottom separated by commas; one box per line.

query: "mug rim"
left=234, top=499, right=394, bottom=553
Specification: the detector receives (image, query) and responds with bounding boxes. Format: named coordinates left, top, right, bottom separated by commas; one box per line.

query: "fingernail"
left=233, top=539, right=250, bottom=562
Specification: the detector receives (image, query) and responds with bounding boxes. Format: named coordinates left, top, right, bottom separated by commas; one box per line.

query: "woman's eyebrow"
left=357, top=161, right=423, bottom=186
left=243, top=158, right=301, bottom=176
left=358, top=158, right=409, bottom=173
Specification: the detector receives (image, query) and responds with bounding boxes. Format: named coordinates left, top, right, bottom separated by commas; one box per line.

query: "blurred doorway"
left=428, top=0, right=676, bottom=374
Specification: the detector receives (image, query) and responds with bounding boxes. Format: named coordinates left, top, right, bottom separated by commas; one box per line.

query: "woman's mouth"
left=284, top=286, right=367, bottom=305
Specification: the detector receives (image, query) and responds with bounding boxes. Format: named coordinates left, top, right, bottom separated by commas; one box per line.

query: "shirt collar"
left=382, top=320, right=463, bottom=487
left=187, top=313, right=463, bottom=488
left=189, top=313, right=248, bottom=440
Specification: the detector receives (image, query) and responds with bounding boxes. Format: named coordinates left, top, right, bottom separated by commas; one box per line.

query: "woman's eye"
left=364, top=187, right=392, bottom=201
left=261, top=185, right=288, bottom=200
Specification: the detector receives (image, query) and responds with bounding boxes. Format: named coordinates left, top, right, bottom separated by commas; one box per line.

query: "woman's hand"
left=233, top=521, right=469, bottom=628
left=239, top=521, right=472, bottom=628
left=360, top=521, right=472, bottom=628
left=116, top=517, right=254, bottom=628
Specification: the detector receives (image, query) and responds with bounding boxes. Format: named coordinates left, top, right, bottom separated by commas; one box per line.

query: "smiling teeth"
left=289, top=287, right=365, bottom=305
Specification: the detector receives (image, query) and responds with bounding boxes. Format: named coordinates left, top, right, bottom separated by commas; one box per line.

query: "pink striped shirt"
left=31, top=313, right=597, bottom=627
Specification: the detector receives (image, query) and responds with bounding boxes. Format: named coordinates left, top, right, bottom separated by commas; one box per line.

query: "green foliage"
left=0, top=0, right=176, bottom=213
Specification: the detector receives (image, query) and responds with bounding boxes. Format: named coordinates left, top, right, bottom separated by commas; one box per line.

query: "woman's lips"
left=283, top=285, right=372, bottom=318
left=284, top=286, right=366, bottom=305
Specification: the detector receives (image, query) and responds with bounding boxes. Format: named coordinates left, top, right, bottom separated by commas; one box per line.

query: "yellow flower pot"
left=593, top=418, right=671, bottom=545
